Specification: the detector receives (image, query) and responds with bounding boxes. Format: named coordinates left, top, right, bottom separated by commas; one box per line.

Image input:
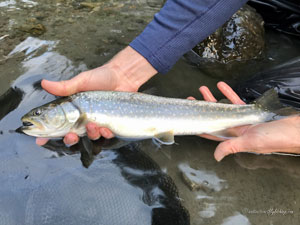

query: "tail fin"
left=254, top=89, right=299, bottom=120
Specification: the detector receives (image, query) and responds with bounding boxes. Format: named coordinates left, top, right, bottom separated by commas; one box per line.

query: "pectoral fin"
left=80, top=136, right=94, bottom=168
left=74, top=113, right=88, bottom=129
left=153, top=131, right=175, bottom=145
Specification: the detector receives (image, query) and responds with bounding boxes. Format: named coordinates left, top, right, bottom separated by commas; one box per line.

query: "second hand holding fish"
left=197, top=83, right=300, bottom=161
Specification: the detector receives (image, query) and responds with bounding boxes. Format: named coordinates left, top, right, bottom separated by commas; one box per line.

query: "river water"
left=0, top=1, right=300, bottom=225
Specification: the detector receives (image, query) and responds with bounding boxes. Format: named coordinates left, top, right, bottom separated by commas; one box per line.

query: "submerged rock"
left=193, top=5, right=265, bottom=64
left=18, top=23, right=46, bottom=36
left=80, top=2, right=101, bottom=9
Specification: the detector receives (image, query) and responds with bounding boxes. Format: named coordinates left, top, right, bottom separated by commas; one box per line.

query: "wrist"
left=106, top=46, right=157, bottom=92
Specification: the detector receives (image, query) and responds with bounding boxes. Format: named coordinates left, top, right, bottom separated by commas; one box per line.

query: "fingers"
left=63, top=133, right=80, bottom=146
left=86, top=123, right=101, bottom=140
left=199, top=82, right=245, bottom=105
left=217, top=82, right=245, bottom=105
left=41, top=79, right=81, bottom=96
left=62, top=123, right=114, bottom=146
left=199, top=86, right=217, bottom=102
left=214, top=137, right=246, bottom=161
left=187, top=96, right=196, bottom=100
left=36, top=138, right=49, bottom=146
left=86, top=123, right=114, bottom=140
left=99, top=127, right=114, bottom=139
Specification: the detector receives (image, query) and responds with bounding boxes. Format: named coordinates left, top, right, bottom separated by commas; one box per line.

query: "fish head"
left=21, top=100, right=79, bottom=138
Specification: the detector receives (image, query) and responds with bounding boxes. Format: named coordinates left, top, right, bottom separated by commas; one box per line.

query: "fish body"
left=21, top=90, right=288, bottom=144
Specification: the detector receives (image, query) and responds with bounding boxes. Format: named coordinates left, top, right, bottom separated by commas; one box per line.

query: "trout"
left=21, top=90, right=293, bottom=144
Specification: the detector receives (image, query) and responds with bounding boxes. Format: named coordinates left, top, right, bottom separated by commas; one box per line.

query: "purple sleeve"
left=129, top=0, right=248, bottom=73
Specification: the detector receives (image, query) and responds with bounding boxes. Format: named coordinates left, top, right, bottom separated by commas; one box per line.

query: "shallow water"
left=1, top=1, right=300, bottom=225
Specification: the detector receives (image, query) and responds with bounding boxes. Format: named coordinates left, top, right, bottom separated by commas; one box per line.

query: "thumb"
left=214, top=137, right=248, bottom=162
left=41, top=78, right=81, bottom=96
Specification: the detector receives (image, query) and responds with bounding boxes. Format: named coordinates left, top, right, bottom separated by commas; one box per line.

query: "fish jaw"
left=21, top=116, right=46, bottom=137
left=21, top=124, right=70, bottom=138
left=21, top=115, right=73, bottom=138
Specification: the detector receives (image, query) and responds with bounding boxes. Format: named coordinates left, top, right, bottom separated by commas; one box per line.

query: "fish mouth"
left=21, top=118, right=42, bottom=131
left=22, top=121, right=34, bottom=127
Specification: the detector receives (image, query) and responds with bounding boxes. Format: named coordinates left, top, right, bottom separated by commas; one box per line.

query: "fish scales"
left=69, top=91, right=266, bottom=138
left=21, top=90, right=289, bottom=142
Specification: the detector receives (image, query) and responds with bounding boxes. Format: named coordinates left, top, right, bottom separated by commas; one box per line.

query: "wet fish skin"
left=21, top=90, right=286, bottom=143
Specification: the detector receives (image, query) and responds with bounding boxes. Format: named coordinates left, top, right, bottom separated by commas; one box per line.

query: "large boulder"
left=185, top=5, right=265, bottom=78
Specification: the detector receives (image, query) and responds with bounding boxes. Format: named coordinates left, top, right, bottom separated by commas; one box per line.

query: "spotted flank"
left=20, top=89, right=296, bottom=142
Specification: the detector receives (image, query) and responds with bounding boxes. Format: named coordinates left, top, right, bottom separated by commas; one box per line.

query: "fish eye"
left=33, top=109, right=42, bottom=116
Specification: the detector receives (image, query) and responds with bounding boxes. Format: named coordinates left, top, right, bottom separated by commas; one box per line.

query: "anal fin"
left=153, top=131, right=175, bottom=145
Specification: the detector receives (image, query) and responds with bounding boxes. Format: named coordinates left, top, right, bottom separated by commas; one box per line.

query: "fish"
left=20, top=89, right=296, bottom=144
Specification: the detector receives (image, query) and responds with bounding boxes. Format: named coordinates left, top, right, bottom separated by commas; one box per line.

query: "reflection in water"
left=179, top=163, right=227, bottom=192
left=234, top=153, right=300, bottom=178
left=221, top=213, right=251, bottom=225
left=20, top=143, right=189, bottom=225
left=8, top=37, right=87, bottom=79
left=0, top=36, right=87, bottom=125
left=0, top=0, right=16, bottom=8
left=8, top=37, right=57, bottom=58
left=199, top=203, right=216, bottom=218
left=1, top=117, right=190, bottom=224
left=0, top=87, right=23, bottom=120
left=0, top=0, right=36, bottom=8
left=43, top=137, right=129, bottom=168
left=21, top=0, right=37, bottom=7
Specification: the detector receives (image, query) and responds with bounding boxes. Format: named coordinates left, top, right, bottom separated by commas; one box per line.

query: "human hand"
left=195, top=82, right=300, bottom=161
left=36, top=46, right=157, bottom=146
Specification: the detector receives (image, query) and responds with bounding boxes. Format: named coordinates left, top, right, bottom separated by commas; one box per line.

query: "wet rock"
left=193, top=5, right=265, bottom=64
left=52, top=17, right=64, bottom=26
left=67, top=18, right=75, bottom=23
left=127, top=26, right=138, bottom=32
left=34, top=12, right=46, bottom=21
left=80, top=2, right=101, bottom=9
left=147, top=0, right=165, bottom=8
left=136, top=18, right=146, bottom=24
left=18, top=23, right=46, bottom=36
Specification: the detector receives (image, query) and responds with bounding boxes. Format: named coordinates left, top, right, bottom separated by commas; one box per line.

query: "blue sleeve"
left=129, top=0, right=248, bottom=74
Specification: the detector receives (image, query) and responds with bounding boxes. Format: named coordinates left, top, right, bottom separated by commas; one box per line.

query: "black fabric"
left=248, top=0, right=300, bottom=36
left=234, top=57, right=300, bottom=109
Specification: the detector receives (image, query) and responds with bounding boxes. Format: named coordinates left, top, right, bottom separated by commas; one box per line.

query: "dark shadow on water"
left=29, top=137, right=190, bottom=225
left=0, top=87, right=23, bottom=121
